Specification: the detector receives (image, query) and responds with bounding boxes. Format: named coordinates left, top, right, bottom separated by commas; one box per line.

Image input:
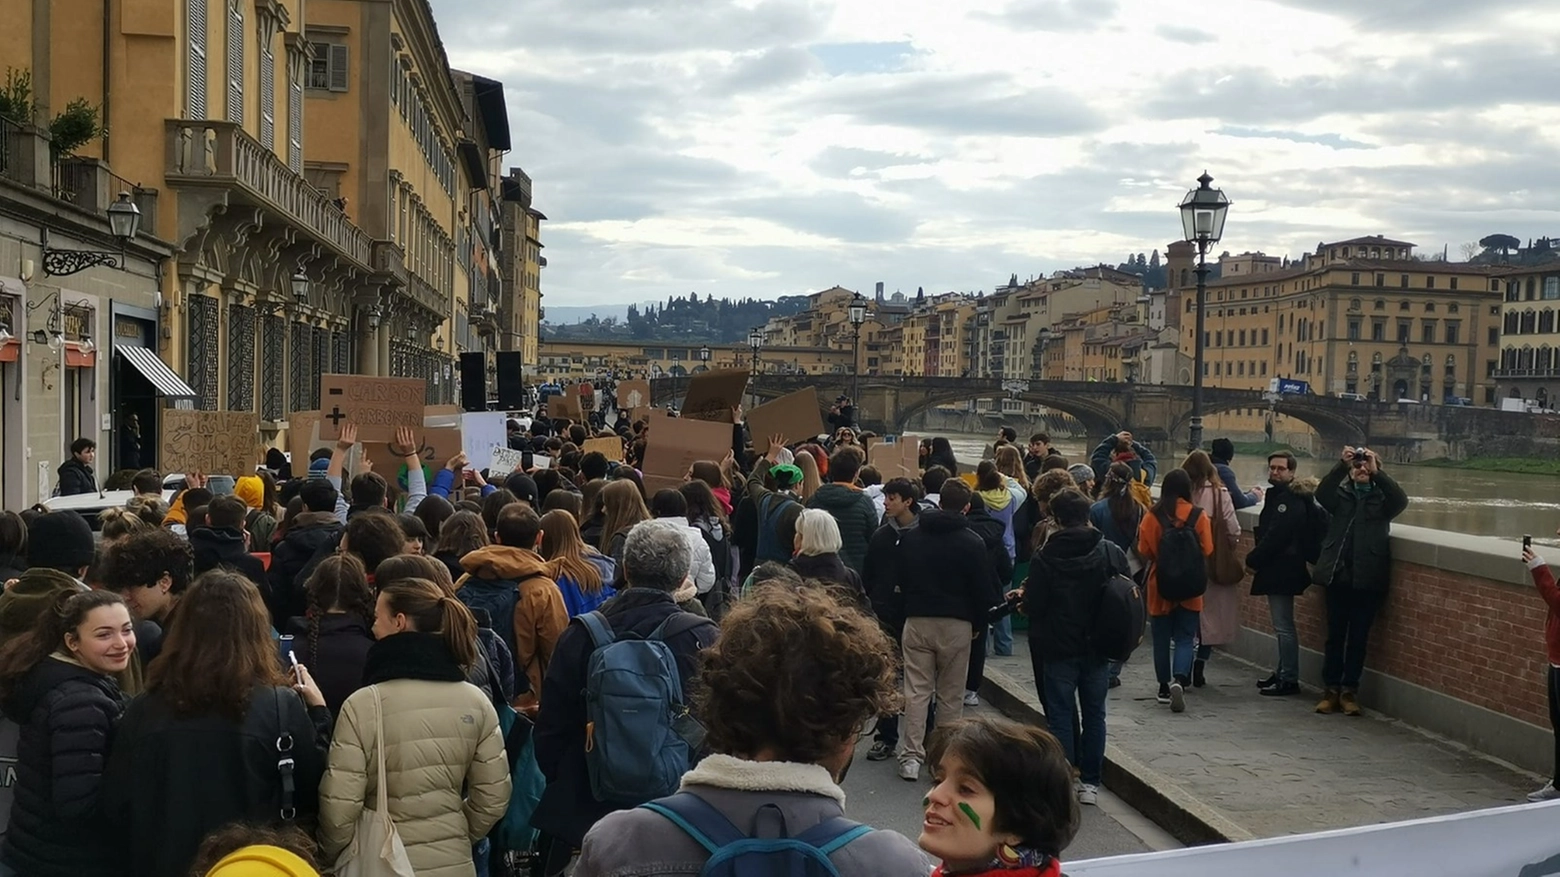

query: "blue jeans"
left=1151, top=608, right=1200, bottom=685
left=473, top=838, right=490, bottom=877
left=1269, top=594, right=1299, bottom=684
left=991, top=615, right=1013, bottom=656
left=1042, top=656, right=1110, bottom=785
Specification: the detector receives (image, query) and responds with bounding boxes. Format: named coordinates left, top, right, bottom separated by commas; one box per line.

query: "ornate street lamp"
left=848, top=291, right=867, bottom=402
left=1178, top=171, right=1232, bottom=451
left=41, top=192, right=142, bottom=276
left=748, top=326, right=764, bottom=408
left=291, top=271, right=310, bottom=303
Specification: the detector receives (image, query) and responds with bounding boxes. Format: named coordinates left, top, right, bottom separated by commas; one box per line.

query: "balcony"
left=165, top=120, right=372, bottom=267
left=1495, top=368, right=1560, bottom=379
left=1, top=117, right=160, bottom=232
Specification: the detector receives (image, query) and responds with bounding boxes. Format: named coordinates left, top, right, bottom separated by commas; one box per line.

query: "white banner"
left=1071, top=801, right=1560, bottom=877
left=461, top=412, right=508, bottom=466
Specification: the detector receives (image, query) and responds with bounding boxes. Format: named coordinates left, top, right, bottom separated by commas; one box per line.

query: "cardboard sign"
left=461, top=412, right=508, bottom=464
left=680, top=368, right=749, bottom=422
left=424, top=405, right=461, bottom=429
left=616, top=380, right=652, bottom=412
left=746, top=387, right=824, bottom=445
left=490, top=445, right=526, bottom=474
left=319, top=375, right=426, bottom=441
left=548, top=394, right=584, bottom=421
left=868, top=436, right=921, bottom=479
left=362, top=426, right=462, bottom=484
left=583, top=436, right=624, bottom=462
left=642, top=410, right=731, bottom=482
left=162, top=410, right=261, bottom=477
left=288, top=410, right=323, bottom=465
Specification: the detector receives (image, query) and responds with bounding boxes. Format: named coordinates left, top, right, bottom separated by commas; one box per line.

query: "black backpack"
left=1093, top=572, right=1146, bottom=663
left=1154, top=506, right=1208, bottom=602
left=1302, top=500, right=1330, bottom=564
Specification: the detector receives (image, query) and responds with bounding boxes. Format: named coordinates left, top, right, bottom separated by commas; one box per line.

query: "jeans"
left=1322, top=585, right=1383, bottom=688
left=1028, top=630, right=1081, bottom=763
left=1268, top=594, right=1299, bottom=683
left=1151, top=608, right=1200, bottom=685
left=473, top=838, right=490, bottom=877
left=991, top=615, right=1014, bottom=656
left=967, top=623, right=988, bottom=692
left=1548, top=667, right=1560, bottom=785
left=1041, top=656, right=1110, bottom=785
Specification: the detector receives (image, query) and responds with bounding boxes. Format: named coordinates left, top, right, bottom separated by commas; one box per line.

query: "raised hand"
left=392, top=426, right=417, bottom=458
left=337, top=422, right=359, bottom=451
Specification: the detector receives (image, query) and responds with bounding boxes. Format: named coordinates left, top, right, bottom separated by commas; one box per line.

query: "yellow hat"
left=234, top=475, right=265, bottom=510
left=205, top=845, right=319, bottom=877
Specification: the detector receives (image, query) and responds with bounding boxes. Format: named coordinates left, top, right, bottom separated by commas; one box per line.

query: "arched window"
left=1507, top=311, right=1522, bottom=334
left=1539, top=346, right=1554, bottom=373
left=1181, top=268, right=1189, bottom=287
left=1374, top=299, right=1386, bottom=311
left=1542, top=309, right=1556, bottom=335
left=1503, top=348, right=1518, bottom=370
left=1523, top=309, right=1538, bottom=334
left=1522, top=346, right=1536, bottom=370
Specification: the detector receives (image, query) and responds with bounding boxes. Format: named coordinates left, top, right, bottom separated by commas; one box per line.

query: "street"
left=841, top=702, right=1179, bottom=863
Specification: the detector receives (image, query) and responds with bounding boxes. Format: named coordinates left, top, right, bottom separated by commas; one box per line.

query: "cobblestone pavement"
left=987, top=631, right=1540, bottom=839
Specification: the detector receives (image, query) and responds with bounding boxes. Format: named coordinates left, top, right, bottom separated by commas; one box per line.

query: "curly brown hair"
left=927, top=718, right=1080, bottom=858
left=694, top=584, right=900, bottom=765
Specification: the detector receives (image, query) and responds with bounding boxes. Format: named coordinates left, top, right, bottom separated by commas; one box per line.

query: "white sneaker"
left=898, top=759, right=921, bottom=782
left=963, top=690, right=980, bottom=706
left=1077, top=783, right=1099, bottom=806
left=1169, top=681, right=1185, bottom=713
left=1529, top=781, right=1560, bottom=802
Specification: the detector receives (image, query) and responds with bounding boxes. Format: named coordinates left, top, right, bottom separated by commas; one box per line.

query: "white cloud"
left=428, top=0, right=1560, bottom=306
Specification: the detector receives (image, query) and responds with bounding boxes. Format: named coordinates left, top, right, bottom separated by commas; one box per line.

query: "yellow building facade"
left=536, top=340, right=853, bottom=383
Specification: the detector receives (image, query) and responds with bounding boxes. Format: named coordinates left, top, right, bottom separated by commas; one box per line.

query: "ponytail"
left=0, top=590, right=128, bottom=699
left=377, top=578, right=478, bottom=670
left=437, top=594, right=478, bottom=670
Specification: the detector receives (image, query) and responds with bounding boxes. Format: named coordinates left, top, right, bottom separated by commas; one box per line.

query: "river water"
left=943, top=437, right=1560, bottom=547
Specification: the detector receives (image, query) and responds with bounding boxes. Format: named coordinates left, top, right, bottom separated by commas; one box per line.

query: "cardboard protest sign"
left=616, top=380, right=652, bottom=412
left=490, top=445, right=526, bottom=474
left=362, top=426, right=462, bottom=485
left=583, top=436, right=624, bottom=462
left=319, top=375, right=425, bottom=441
left=642, top=410, right=731, bottom=482
left=548, top=394, right=584, bottom=421
left=288, top=410, right=323, bottom=465
left=746, top=387, right=823, bottom=445
left=162, top=410, right=261, bottom=476
left=680, top=368, right=749, bottom=422
left=868, top=436, right=921, bottom=479
left=460, top=412, right=509, bottom=464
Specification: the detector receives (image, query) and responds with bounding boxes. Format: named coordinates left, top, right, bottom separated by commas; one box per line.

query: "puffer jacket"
left=457, top=544, right=567, bottom=697
left=805, top=483, right=879, bottom=574
left=319, top=633, right=511, bottom=877
left=267, top=512, right=344, bottom=622
left=555, top=552, right=618, bottom=618
left=1, top=657, right=125, bottom=877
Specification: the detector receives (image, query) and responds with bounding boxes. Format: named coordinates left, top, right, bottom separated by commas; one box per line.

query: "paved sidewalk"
left=983, top=631, right=1540, bottom=841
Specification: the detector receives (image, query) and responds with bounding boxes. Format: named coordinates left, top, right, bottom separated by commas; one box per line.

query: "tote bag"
left=1208, top=487, right=1246, bottom=586
left=334, top=686, right=416, bottom=877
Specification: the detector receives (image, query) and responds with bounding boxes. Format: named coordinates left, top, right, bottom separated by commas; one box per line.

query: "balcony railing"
left=1495, top=368, right=1560, bottom=379
left=166, top=120, right=372, bottom=266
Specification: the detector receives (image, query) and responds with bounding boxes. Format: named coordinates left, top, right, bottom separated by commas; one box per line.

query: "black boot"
left=1192, top=659, right=1207, bottom=688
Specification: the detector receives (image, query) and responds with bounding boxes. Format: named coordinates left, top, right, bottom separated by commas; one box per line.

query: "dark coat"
left=55, top=459, right=96, bottom=497
left=189, top=527, right=269, bottom=591
left=266, top=512, right=344, bottom=622
left=1311, top=462, right=1409, bottom=591
left=1026, top=527, right=1130, bottom=661
left=862, top=516, right=918, bottom=634
left=966, top=507, right=1016, bottom=593
left=101, top=685, right=332, bottom=877
left=897, top=510, right=998, bottom=624
left=1089, top=436, right=1158, bottom=486
left=1246, top=479, right=1317, bottom=597
left=1, top=658, right=125, bottom=877
left=788, top=551, right=867, bottom=607
left=579, top=514, right=606, bottom=550
left=0, top=554, right=25, bottom=584
left=284, top=613, right=374, bottom=716
left=806, top=483, right=879, bottom=573
left=532, top=588, right=717, bottom=847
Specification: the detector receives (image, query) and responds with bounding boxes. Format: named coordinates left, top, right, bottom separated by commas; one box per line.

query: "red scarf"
left=933, top=852, right=1061, bottom=877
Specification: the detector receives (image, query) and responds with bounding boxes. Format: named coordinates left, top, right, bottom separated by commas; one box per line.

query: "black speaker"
left=496, top=351, right=524, bottom=409
left=460, top=352, right=487, bottom=412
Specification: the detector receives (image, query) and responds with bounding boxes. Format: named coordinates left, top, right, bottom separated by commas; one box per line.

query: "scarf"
left=362, top=631, right=467, bottom=685
left=933, top=846, right=1061, bottom=877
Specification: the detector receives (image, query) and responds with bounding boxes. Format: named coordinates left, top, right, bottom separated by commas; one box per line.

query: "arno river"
left=944, top=438, right=1560, bottom=547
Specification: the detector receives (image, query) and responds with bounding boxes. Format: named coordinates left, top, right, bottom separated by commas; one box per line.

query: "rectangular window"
left=1445, top=322, right=1459, bottom=345
left=1348, top=319, right=1361, bottom=341
left=226, top=0, right=244, bottom=124
left=1351, top=272, right=1361, bottom=285
left=258, top=29, right=275, bottom=149
left=1487, top=360, right=1497, bottom=378
left=1546, top=277, right=1560, bottom=300
left=1397, top=320, right=1411, bottom=343
left=1489, top=326, right=1499, bottom=346
left=1400, top=274, right=1410, bottom=288
left=1260, top=361, right=1267, bottom=376
left=287, top=66, right=303, bottom=171
left=187, top=0, right=208, bottom=117
left=1376, top=273, right=1385, bottom=287
left=1422, top=320, right=1436, bottom=344
left=308, top=41, right=349, bottom=92
left=1450, top=276, right=1459, bottom=290
left=1372, top=321, right=1386, bottom=342
left=1426, top=276, right=1435, bottom=289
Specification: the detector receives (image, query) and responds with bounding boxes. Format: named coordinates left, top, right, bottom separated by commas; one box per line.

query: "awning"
left=116, top=345, right=197, bottom=399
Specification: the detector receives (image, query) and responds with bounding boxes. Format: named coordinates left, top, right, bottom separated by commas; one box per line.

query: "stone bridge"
left=649, top=375, right=1560, bottom=459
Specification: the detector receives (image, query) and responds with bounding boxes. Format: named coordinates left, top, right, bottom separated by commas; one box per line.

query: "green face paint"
left=957, top=802, right=982, bottom=830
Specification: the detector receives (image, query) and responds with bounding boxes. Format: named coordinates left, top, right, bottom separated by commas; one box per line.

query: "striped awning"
left=116, top=345, right=197, bottom=399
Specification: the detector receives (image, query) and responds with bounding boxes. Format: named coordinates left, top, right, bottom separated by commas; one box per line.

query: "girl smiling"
left=921, top=718, right=1080, bottom=877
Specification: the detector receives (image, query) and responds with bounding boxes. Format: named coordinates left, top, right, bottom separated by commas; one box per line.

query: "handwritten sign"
left=162, top=410, right=261, bottom=476
left=319, top=375, right=426, bottom=441
left=461, top=412, right=508, bottom=464
left=681, top=369, right=749, bottom=422
left=288, top=410, right=323, bottom=465
left=490, top=444, right=526, bottom=474
left=583, top=436, right=624, bottom=462
left=642, top=410, right=731, bottom=482
left=617, top=380, right=652, bottom=411
left=363, top=426, right=462, bottom=484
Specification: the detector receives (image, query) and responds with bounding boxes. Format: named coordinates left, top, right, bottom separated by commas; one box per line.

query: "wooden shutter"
left=226, top=0, right=243, bottom=123
left=328, top=43, right=349, bottom=92
left=259, top=35, right=275, bottom=149
left=288, top=75, right=303, bottom=172
left=187, top=0, right=208, bottom=118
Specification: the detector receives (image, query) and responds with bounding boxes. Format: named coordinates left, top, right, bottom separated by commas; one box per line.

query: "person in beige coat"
left=319, top=577, right=512, bottom=877
left=1183, top=450, right=1243, bottom=688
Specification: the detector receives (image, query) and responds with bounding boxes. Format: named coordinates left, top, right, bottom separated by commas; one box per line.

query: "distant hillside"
left=541, top=293, right=811, bottom=344
left=542, top=304, right=635, bottom=325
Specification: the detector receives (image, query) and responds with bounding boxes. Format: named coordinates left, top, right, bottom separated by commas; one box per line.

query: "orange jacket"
left=1137, top=498, right=1214, bottom=616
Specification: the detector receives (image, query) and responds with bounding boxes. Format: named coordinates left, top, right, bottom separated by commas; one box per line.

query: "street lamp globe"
left=1178, top=171, right=1231, bottom=245
left=848, top=292, right=866, bottom=327
left=291, top=271, right=310, bottom=302
left=698, top=344, right=710, bottom=363
left=106, top=192, right=142, bottom=240
left=748, top=327, right=763, bottom=351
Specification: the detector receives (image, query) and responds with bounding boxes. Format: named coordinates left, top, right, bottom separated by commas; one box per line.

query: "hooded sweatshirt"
left=1026, top=527, right=1129, bottom=660
left=975, top=477, right=1027, bottom=560
left=457, top=544, right=566, bottom=697
left=188, top=526, right=269, bottom=591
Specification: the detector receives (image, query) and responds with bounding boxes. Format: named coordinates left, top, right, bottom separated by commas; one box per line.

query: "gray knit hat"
left=1068, top=464, right=1095, bottom=488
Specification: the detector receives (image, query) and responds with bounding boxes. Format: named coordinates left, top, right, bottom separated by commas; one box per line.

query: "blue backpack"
left=456, top=578, right=524, bottom=658
left=641, top=792, right=871, bottom=877
left=755, top=493, right=799, bottom=563
left=579, top=611, right=714, bottom=804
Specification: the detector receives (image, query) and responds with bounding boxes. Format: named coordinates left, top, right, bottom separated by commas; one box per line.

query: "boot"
left=1315, top=687, right=1342, bottom=714
left=1340, top=688, right=1362, bottom=716
left=1192, top=659, right=1207, bottom=688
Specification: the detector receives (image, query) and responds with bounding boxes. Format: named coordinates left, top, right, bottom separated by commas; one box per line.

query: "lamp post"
left=699, top=344, right=710, bottom=372
left=1178, top=171, right=1232, bottom=451
left=672, top=351, right=683, bottom=406
left=40, top=192, right=142, bottom=276
left=748, top=327, right=764, bottom=408
left=848, top=291, right=867, bottom=403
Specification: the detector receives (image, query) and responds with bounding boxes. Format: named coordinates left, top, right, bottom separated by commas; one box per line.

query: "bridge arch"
left=892, top=389, right=1123, bottom=439
left=1173, top=396, right=1368, bottom=449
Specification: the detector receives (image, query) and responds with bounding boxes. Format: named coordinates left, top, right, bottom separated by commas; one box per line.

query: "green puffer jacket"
left=806, top=483, right=880, bottom=574
left=1310, top=461, right=1408, bottom=591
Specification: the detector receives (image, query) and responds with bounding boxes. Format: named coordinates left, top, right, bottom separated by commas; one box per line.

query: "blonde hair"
left=794, top=508, right=842, bottom=556
left=99, top=506, right=151, bottom=543
left=995, top=445, right=1025, bottom=482
left=795, top=453, right=822, bottom=502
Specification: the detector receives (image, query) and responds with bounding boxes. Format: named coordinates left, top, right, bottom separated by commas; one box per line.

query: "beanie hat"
left=1210, top=438, right=1236, bottom=463
left=769, top=464, right=803, bottom=489
left=204, top=845, right=319, bottom=877
left=1068, top=464, right=1095, bottom=488
left=234, top=475, right=265, bottom=510
left=308, top=457, right=331, bottom=478
left=25, top=511, right=96, bottom=573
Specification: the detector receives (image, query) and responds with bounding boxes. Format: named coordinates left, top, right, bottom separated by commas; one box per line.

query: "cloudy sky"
left=429, top=0, right=1560, bottom=307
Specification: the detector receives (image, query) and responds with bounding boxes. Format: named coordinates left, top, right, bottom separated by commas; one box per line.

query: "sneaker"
left=898, top=759, right=921, bottom=782
left=1169, top=681, right=1186, bottom=713
left=1077, top=784, right=1099, bottom=806
left=1340, top=689, right=1362, bottom=716
left=1256, top=673, right=1279, bottom=689
left=1316, top=688, right=1342, bottom=714
left=963, top=690, right=980, bottom=707
left=1156, top=684, right=1171, bottom=705
left=1528, top=781, right=1560, bottom=802
left=866, top=741, right=893, bottom=761
left=1108, top=676, right=1122, bottom=689
left=1259, top=681, right=1302, bottom=697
